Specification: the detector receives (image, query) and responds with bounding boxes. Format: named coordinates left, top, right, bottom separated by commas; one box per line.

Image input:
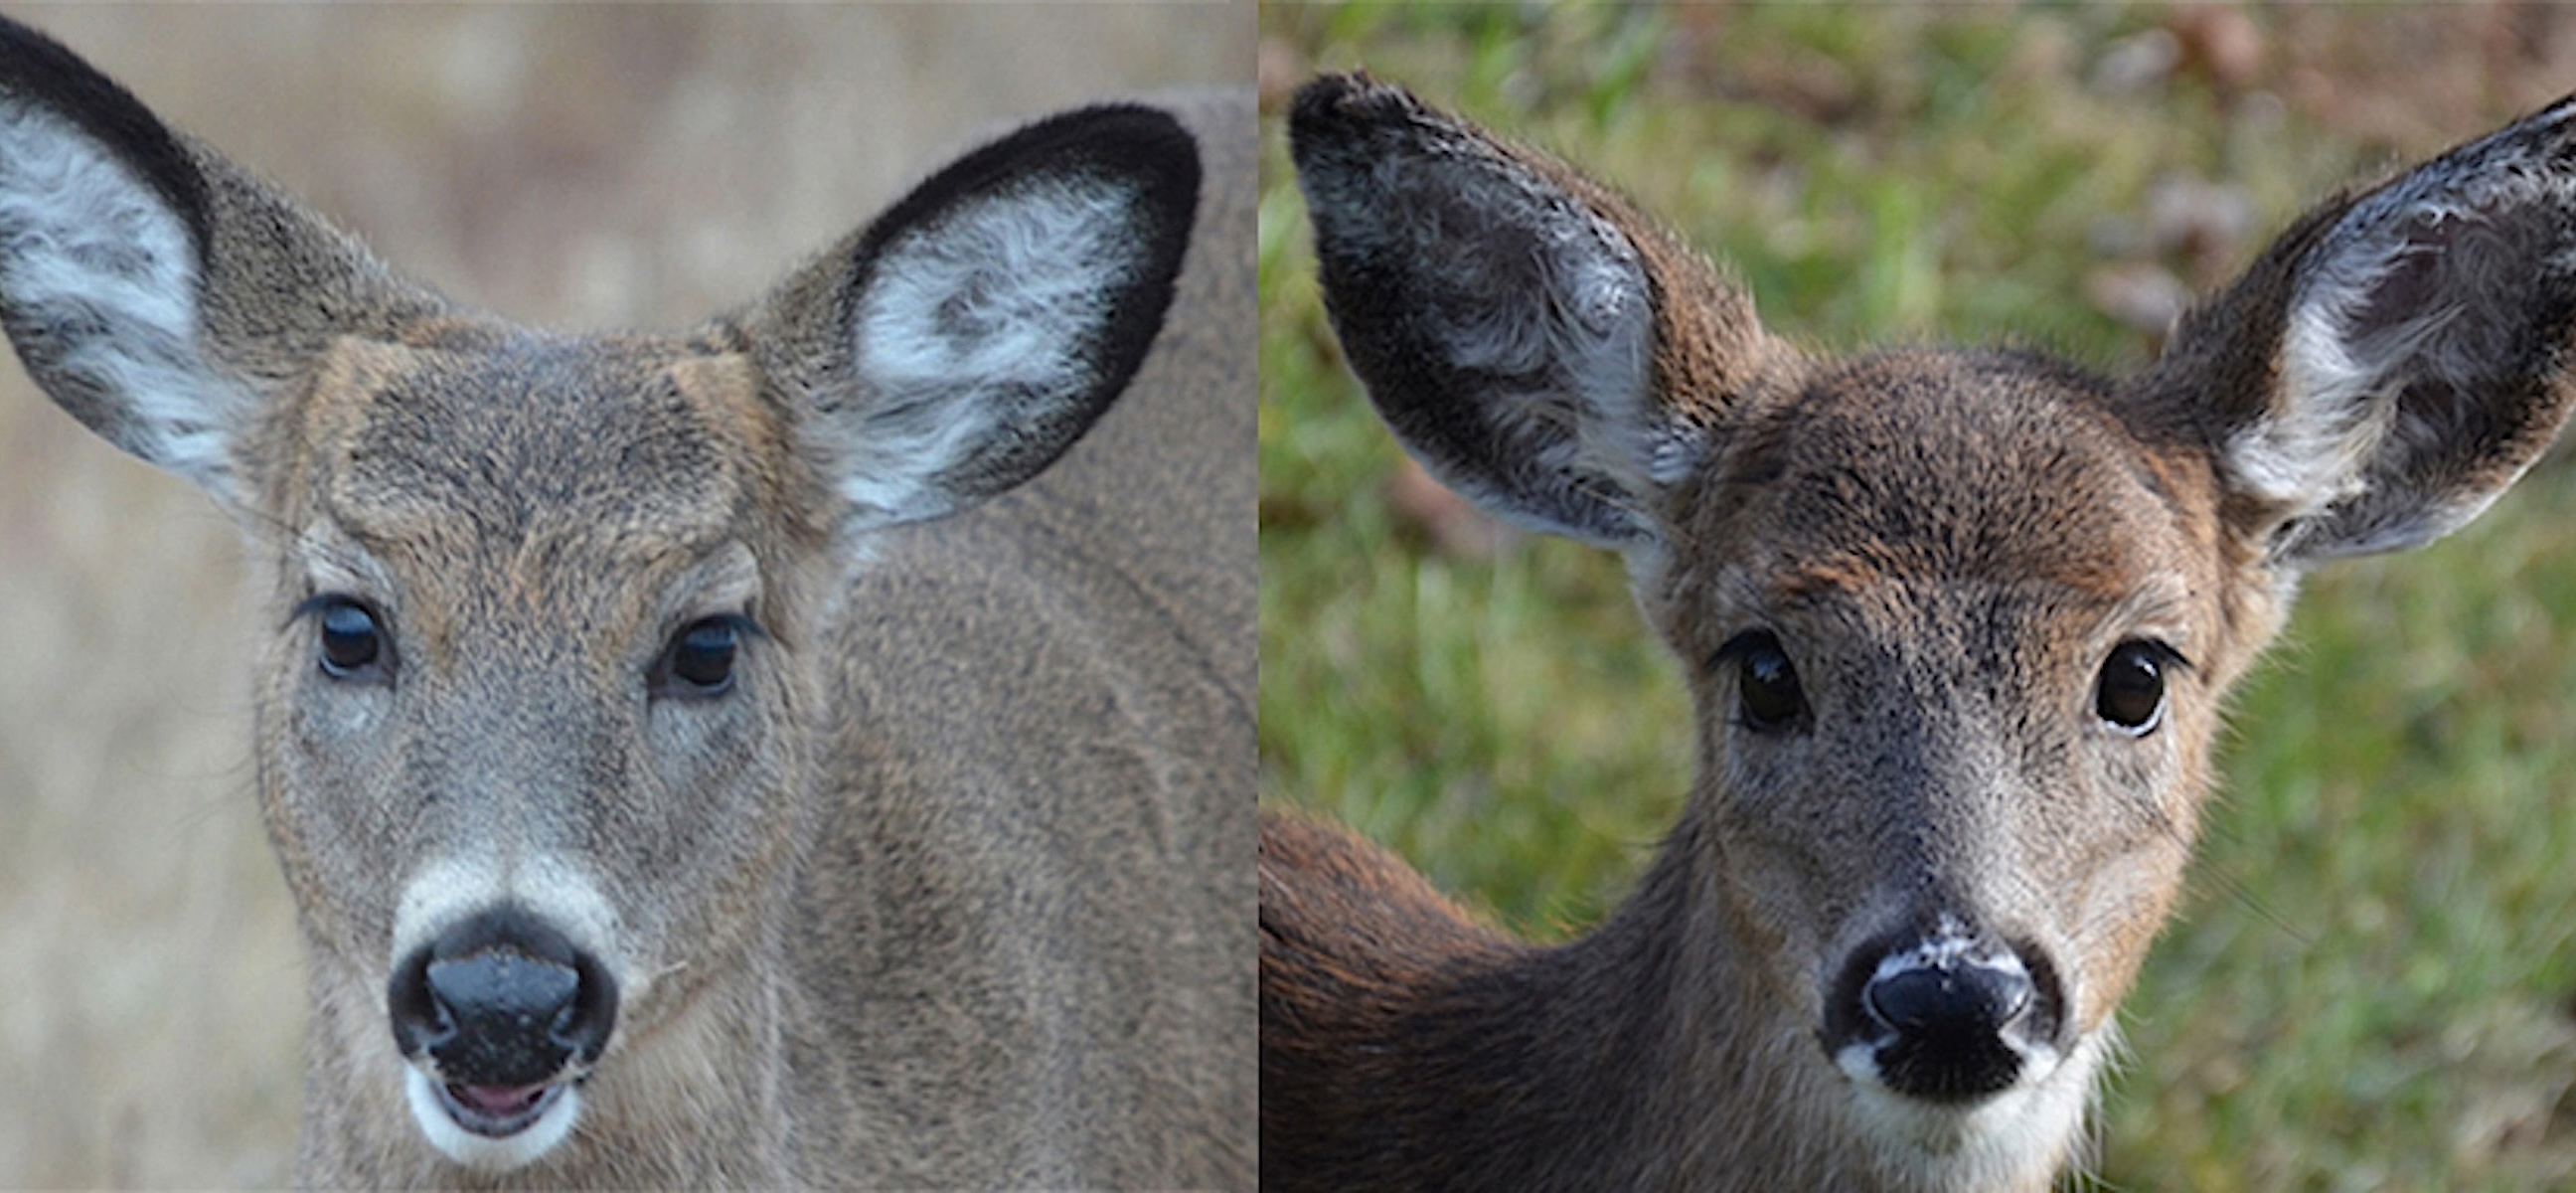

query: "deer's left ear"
left=742, top=103, right=1200, bottom=531
left=2153, top=95, right=2576, bottom=566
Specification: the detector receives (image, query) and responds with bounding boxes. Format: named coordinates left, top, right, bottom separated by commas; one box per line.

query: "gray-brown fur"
left=0, top=16, right=1250, bottom=1189
left=1266, top=71, right=2576, bottom=1191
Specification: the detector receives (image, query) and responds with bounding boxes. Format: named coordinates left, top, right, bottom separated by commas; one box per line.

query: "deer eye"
left=298, top=596, right=393, bottom=683
left=2095, top=640, right=2179, bottom=735
left=654, top=616, right=751, bottom=700
left=1718, top=630, right=1809, bottom=734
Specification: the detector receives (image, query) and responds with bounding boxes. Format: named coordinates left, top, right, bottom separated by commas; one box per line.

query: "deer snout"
left=389, top=905, right=618, bottom=1138
left=1824, top=923, right=2066, bottom=1106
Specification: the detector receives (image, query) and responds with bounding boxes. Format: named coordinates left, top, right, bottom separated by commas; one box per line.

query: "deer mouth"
left=435, top=1080, right=569, bottom=1137
left=402, top=1065, right=586, bottom=1172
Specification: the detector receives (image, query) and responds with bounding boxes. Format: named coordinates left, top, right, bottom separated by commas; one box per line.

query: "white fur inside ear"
left=841, top=174, right=1144, bottom=524
left=2227, top=102, right=2576, bottom=529
left=1299, top=120, right=1676, bottom=546
left=0, top=97, right=247, bottom=496
left=1462, top=194, right=1665, bottom=502
left=1392, top=153, right=1661, bottom=497
left=2227, top=259, right=2403, bottom=512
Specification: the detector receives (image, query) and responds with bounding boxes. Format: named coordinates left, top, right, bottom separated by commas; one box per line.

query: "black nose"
left=388, top=905, right=618, bottom=1088
left=1863, top=957, right=2033, bottom=1041
left=1825, top=925, right=2063, bottom=1106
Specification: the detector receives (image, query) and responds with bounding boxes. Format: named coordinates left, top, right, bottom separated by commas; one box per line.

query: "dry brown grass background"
left=0, top=7, right=1248, bottom=1185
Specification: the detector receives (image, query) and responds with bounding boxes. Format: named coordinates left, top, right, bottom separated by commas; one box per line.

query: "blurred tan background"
left=0, top=6, right=1247, bottom=1185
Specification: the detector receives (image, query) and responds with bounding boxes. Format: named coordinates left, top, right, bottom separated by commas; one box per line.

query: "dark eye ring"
left=1716, top=629, right=1809, bottom=734
left=2096, top=640, right=2182, bottom=735
left=296, top=596, right=393, bottom=683
left=655, top=615, right=754, bottom=699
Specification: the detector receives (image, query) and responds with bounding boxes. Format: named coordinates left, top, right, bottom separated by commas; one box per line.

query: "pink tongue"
left=450, top=1084, right=547, bottom=1116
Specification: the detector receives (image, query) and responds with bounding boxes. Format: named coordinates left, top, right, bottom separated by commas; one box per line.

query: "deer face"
left=1646, top=350, right=2254, bottom=1144
left=242, top=333, right=824, bottom=1162
left=0, top=19, right=1202, bottom=1169
left=1291, top=68, right=2576, bottom=1175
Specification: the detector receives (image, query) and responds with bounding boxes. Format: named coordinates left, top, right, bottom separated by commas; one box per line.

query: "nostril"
left=1863, top=960, right=2034, bottom=1038
left=550, top=950, right=619, bottom=1062
left=388, top=944, right=455, bottom=1057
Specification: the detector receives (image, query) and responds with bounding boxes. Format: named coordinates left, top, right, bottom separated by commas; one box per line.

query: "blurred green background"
left=1258, top=4, right=2576, bottom=1188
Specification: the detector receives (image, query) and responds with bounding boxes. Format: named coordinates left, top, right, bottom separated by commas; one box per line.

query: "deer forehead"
left=1678, top=351, right=2211, bottom=632
left=264, top=335, right=807, bottom=662
left=283, top=333, right=794, bottom=577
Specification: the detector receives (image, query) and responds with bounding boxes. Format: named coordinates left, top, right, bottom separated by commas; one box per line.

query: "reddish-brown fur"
left=1265, top=72, right=2576, bottom=1192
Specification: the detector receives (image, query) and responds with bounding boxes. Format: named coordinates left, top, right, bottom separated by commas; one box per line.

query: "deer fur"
left=0, top=17, right=1251, bottom=1188
left=1262, top=71, right=2576, bottom=1192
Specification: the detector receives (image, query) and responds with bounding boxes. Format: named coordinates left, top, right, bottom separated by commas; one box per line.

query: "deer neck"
left=1477, top=814, right=2082, bottom=1192
left=1374, top=816, right=1830, bottom=1189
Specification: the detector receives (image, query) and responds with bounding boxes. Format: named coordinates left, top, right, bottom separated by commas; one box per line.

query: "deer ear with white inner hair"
left=743, top=103, right=1201, bottom=533
left=1288, top=72, right=1778, bottom=551
left=2165, top=93, right=2576, bottom=565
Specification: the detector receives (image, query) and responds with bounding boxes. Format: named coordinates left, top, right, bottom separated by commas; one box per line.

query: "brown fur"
left=1267, top=72, right=2576, bottom=1191
left=0, top=17, right=1250, bottom=1189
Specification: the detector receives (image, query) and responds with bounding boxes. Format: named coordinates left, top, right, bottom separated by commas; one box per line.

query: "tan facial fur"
left=0, top=14, right=1252, bottom=1188
left=1262, top=71, right=2576, bottom=1192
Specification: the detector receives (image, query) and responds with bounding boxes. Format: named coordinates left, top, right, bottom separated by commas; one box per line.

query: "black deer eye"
left=299, top=596, right=392, bottom=683
left=656, top=616, right=748, bottom=699
left=1719, top=630, right=1809, bottom=733
left=2095, top=640, right=2179, bottom=735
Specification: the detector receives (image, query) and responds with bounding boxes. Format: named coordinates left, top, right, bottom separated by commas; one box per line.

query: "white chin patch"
left=404, top=1067, right=581, bottom=1174
left=1834, top=1031, right=2106, bottom=1189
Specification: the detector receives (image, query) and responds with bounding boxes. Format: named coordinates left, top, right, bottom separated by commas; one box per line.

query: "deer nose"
left=388, top=905, right=618, bottom=1089
left=1827, top=925, right=2064, bottom=1106
left=1863, top=955, right=2033, bottom=1041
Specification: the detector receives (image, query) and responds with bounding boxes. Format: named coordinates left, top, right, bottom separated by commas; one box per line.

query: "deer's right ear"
left=0, top=18, right=429, bottom=507
left=1290, top=73, right=1776, bottom=549
left=0, top=20, right=242, bottom=497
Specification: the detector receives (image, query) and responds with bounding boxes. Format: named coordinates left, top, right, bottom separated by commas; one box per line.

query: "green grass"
left=1259, top=5, right=2576, bottom=1187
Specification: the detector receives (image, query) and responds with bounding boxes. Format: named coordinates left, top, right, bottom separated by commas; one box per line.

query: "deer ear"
left=2157, top=95, right=2576, bottom=565
left=1290, top=73, right=1775, bottom=550
left=0, top=18, right=247, bottom=498
left=0, top=18, right=441, bottom=508
left=746, top=103, right=1200, bottom=531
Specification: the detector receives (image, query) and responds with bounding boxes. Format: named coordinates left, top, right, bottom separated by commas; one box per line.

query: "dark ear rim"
left=0, top=14, right=209, bottom=261
left=837, top=101, right=1202, bottom=504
